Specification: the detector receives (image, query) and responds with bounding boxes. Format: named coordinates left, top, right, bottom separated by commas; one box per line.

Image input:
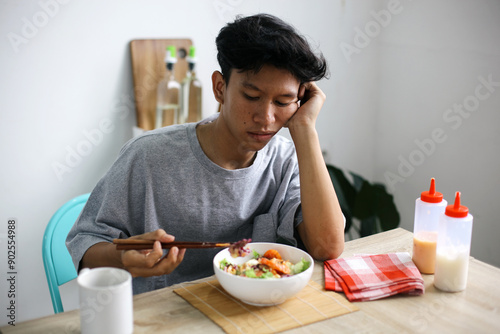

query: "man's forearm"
left=290, top=126, right=345, bottom=260
left=80, top=242, right=124, bottom=270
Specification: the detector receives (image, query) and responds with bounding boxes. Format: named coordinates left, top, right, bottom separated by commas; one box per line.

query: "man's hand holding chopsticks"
left=120, top=229, right=186, bottom=278
left=80, top=229, right=186, bottom=278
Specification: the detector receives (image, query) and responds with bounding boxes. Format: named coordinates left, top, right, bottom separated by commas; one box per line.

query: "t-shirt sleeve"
left=65, top=138, right=147, bottom=271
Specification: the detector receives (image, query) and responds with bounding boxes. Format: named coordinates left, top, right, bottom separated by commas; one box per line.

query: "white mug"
left=77, top=267, right=133, bottom=334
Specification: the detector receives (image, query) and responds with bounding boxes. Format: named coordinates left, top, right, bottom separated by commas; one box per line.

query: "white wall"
left=372, top=0, right=500, bottom=268
left=0, top=0, right=359, bottom=324
left=0, top=0, right=498, bottom=325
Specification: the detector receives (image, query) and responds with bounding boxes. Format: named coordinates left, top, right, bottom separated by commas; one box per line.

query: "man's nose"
left=254, top=101, right=276, bottom=125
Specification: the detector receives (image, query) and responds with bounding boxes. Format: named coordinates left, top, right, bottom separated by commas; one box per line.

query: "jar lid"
left=421, top=178, right=444, bottom=203
left=445, top=192, right=469, bottom=218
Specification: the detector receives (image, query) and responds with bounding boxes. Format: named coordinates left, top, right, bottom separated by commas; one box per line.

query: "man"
left=66, top=13, right=344, bottom=294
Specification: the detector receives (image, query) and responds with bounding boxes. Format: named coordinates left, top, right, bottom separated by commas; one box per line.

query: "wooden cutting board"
left=130, top=39, right=192, bottom=130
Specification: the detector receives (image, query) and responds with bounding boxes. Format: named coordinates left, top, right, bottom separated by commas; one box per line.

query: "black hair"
left=215, top=13, right=329, bottom=84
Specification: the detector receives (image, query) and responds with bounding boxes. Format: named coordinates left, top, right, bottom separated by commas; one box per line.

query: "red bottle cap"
left=445, top=192, right=469, bottom=218
left=420, top=178, right=444, bottom=203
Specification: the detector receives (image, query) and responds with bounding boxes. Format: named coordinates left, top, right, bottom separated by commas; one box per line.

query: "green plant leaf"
left=373, top=183, right=400, bottom=230
left=360, top=216, right=377, bottom=237
left=326, top=164, right=356, bottom=232
left=352, top=181, right=376, bottom=220
left=325, top=164, right=400, bottom=237
left=349, top=171, right=366, bottom=192
left=327, top=165, right=356, bottom=209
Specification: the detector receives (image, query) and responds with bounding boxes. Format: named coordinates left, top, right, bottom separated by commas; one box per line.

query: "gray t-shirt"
left=66, top=114, right=303, bottom=294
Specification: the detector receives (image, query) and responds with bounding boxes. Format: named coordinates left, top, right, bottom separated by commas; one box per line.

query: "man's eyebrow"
left=241, top=81, right=297, bottom=97
left=242, top=81, right=261, bottom=91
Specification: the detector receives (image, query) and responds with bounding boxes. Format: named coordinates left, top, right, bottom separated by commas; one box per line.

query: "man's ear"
left=212, top=71, right=225, bottom=104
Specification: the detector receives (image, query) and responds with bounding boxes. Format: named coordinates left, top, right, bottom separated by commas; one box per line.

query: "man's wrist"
left=288, top=122, right=318, bottom=142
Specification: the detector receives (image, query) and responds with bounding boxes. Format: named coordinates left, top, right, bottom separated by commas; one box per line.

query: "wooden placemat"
left=174, top=280, right=359, bottom=334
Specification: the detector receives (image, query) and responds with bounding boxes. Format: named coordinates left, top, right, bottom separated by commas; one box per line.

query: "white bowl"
left=213, top=242, right=314, bottom=306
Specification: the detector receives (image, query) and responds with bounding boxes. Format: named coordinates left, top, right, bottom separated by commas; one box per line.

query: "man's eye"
left=244, top=94, right=259, bottom=101
left=275, top=101, right=292, bottom=107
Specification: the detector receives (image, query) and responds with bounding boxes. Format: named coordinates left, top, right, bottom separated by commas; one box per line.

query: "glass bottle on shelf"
left=156, top=45, right=181, bottom=128
left=181, top=46, right=202, bottom=123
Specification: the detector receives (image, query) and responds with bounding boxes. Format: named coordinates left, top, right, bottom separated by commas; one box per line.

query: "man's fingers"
left=128, top=248, right=185, bottom=277
left=122, top=241, right=163, bottom=267
left=177, top=248, right=186, bottom=263
left=128, top=229, right=175, bottom=243
left=298, top=83, right=307, bottom=100
left=118, top=230, right=186, bottom=278
left=166, top=247, right=186, bottom=265
left=144, top=241, right=165, bottom=266
left=150, top=247, right=186, bottom=275
left=122, top=246, right=185, bottom=278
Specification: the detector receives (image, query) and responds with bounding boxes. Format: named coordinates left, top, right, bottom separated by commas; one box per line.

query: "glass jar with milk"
left=433, top=192, right=473, bottom=292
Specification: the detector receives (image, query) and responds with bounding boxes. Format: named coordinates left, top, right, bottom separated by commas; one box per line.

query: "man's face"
left=217, top=64, right=301, bottom=154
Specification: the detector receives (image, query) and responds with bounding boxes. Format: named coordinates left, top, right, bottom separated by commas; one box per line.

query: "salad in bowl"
left=220, top=248, right=310, bottom=279
left=213, top=242, right=314, bottom=306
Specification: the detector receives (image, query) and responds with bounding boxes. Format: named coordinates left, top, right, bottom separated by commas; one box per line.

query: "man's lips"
left=248, top=131, right=276, bottom=141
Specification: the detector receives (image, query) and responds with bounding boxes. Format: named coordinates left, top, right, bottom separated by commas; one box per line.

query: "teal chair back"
left=42, top=193, right=90, bottom=313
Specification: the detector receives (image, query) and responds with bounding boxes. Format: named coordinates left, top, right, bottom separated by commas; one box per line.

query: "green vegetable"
left=244, top=268, right=274, bottom=279
left=260, top=271, right=275, bottom=279
left=291, top=258, right=310, bottom=274
left=219, top=251, right=310, bottom=279
left=244, top=268, right=257, bottom=278
left=219, top=258, right=229, bottom=270
left=251, top=250, right=260, bottom=259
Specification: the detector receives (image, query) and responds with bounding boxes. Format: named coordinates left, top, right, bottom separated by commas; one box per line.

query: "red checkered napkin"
left=324, top=252, right=424, bottom=302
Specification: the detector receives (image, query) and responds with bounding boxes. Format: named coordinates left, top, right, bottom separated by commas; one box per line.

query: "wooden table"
left=2, top=228, right=499, bottom=333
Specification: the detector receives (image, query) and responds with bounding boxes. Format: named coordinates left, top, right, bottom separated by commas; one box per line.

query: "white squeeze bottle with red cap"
left=412, top=178, right=447, bottom=274
left=434, top=192, right=473, bottom=292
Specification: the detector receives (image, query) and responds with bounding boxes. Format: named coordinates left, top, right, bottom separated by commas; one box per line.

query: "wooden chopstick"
left=113, top=239, right=231, bottom=250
